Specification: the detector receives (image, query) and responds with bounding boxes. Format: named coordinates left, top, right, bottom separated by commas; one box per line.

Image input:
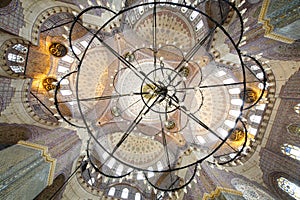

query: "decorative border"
left=258, top=0, right=294, bottom=44
left=18, top=140, right=56, bottom=186
left=202, top=187, right=243, bottom=199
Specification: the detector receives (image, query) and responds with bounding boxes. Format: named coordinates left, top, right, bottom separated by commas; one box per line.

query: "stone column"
left=0, top=127, right=82, bottom=200
left=0, top=144, right=55, bottom=200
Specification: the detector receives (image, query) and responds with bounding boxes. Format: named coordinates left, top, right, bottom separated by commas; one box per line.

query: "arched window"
left=108, top=187, right=116, bottom=196
left=287, top=124, right=300, bottom=135
left=281, top=144, right=300, bottom=161
left=121, top=188, right=129, bottom=199
left=135, top=193, right=141, bottom=200
left=277, top=177, right=300, bottom=200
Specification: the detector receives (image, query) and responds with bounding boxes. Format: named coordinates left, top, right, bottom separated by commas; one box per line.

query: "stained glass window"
left=281, top=144, right=300, bottom=161
left=277, top=177, right=300, bottom=200
left=12, top=44, right=28, bottom=53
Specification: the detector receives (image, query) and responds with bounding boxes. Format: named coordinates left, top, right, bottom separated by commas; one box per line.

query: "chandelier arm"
left=159, top=115, right=174, bottom=183
left=153, top=1, right=157, bottom=78
left=110, top=94, right=161, bottom=156
left=91, top=32, right=162, bottom=90
left=132, top=51, right=143, bottom=71
left=176, top=27, right=217, bottom=72
left=243, top=63, right=265, bottom=83
left=68, top=5, right=117, bottom=61
left=145, top=163, right=198, bottom=192
left=118, top=99, right=142, bottom=115
left=165, top=93, right=238, bottom=153
left=165, top=26, right=218, bottom=89
left=179, top=106, right=238, bottom=152
left=73, top=19, right=163, bottom=91
left=75, top=21, right=145, bottom=80
left=54, top=70, right=86, bottom=128
left=57, top=92, right=148, bottom=104
left=86, top=139, right=131, bottom=178
left=168, top=28, right=215, bottom=87
left=175, top=80, right=260, bottom=92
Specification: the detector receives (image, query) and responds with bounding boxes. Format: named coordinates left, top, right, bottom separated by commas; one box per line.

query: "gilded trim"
left=258, top=0, right=294, bottom=44
left=18, top=140, right=56, bottom=186
left=202, top=187, right=243, bottom=200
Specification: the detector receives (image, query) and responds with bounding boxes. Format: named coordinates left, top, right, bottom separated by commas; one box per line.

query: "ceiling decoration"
left=52, top=0, right=269, bottom=197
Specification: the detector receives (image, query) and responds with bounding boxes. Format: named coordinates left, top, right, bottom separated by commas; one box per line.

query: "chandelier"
left=53, top=0, right=267, bottom=196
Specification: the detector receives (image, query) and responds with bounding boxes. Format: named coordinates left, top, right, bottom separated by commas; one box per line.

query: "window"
left=223, top=78, right=235, bottom=84
left=215, top=70, right=226, bottom=77
left=8, top=53, right=24, bottom=63
left=231, top=99, right=243, bottom=106
left=108, top=187, right=116, bottom=196
left=229, top=88, right=241, bottom=94
left=121, top=188, right=129, bottom=199
left=87, top=177, right=95, bottom=185
left=190, top=11, right=199, bottom=21
left=116, top=164, right=124, bottom=175
left=249, top=115, right=262, bottom=124
left=61, top=55, right=74, bottom=63
left=147, top=167, right=154, bottom=177
left=10, top=66, right=24, bottom=73
left=195, top=20, right=204, bottom=31
left=294, top=103, right=300, bottom=114
left=60, top=90, right=72, bottom=96
left=58, top=65, right=69, bottom=73
left=12, top=44, right=28, bottom=53
left=277, top=177, right=300, bottom=200
left=281, top=144, right=300, bottom=161
left=197, top=135, right=206, bottom=144
left=157, top=161, right=163, bottom=171
left=107, top=158, right=116, bottom=168
left=135, top=193, right=141, bottom=200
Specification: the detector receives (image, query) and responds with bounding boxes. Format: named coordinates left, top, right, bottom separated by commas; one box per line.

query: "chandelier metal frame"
left=53, top=0, right=267, bottom=194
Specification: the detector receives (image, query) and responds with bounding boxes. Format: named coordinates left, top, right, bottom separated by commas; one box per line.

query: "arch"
left=277, top=177, right=300, bottom=200
left=0, top=123, right=50, bottom=150
left=0, top=0, right=12, bottom=8
left=30, top=5, right=81, bottom=45
left=269, top=172, right=300, bottom=200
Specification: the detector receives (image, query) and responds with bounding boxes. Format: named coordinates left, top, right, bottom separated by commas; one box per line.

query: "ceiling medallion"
left=54, top=0, right=268, bottom=196
left=42, top=77, right=58, bottom=91
left=49, top=42, right=68, bottom=57
left=239, top=88, right=258, bottom=104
